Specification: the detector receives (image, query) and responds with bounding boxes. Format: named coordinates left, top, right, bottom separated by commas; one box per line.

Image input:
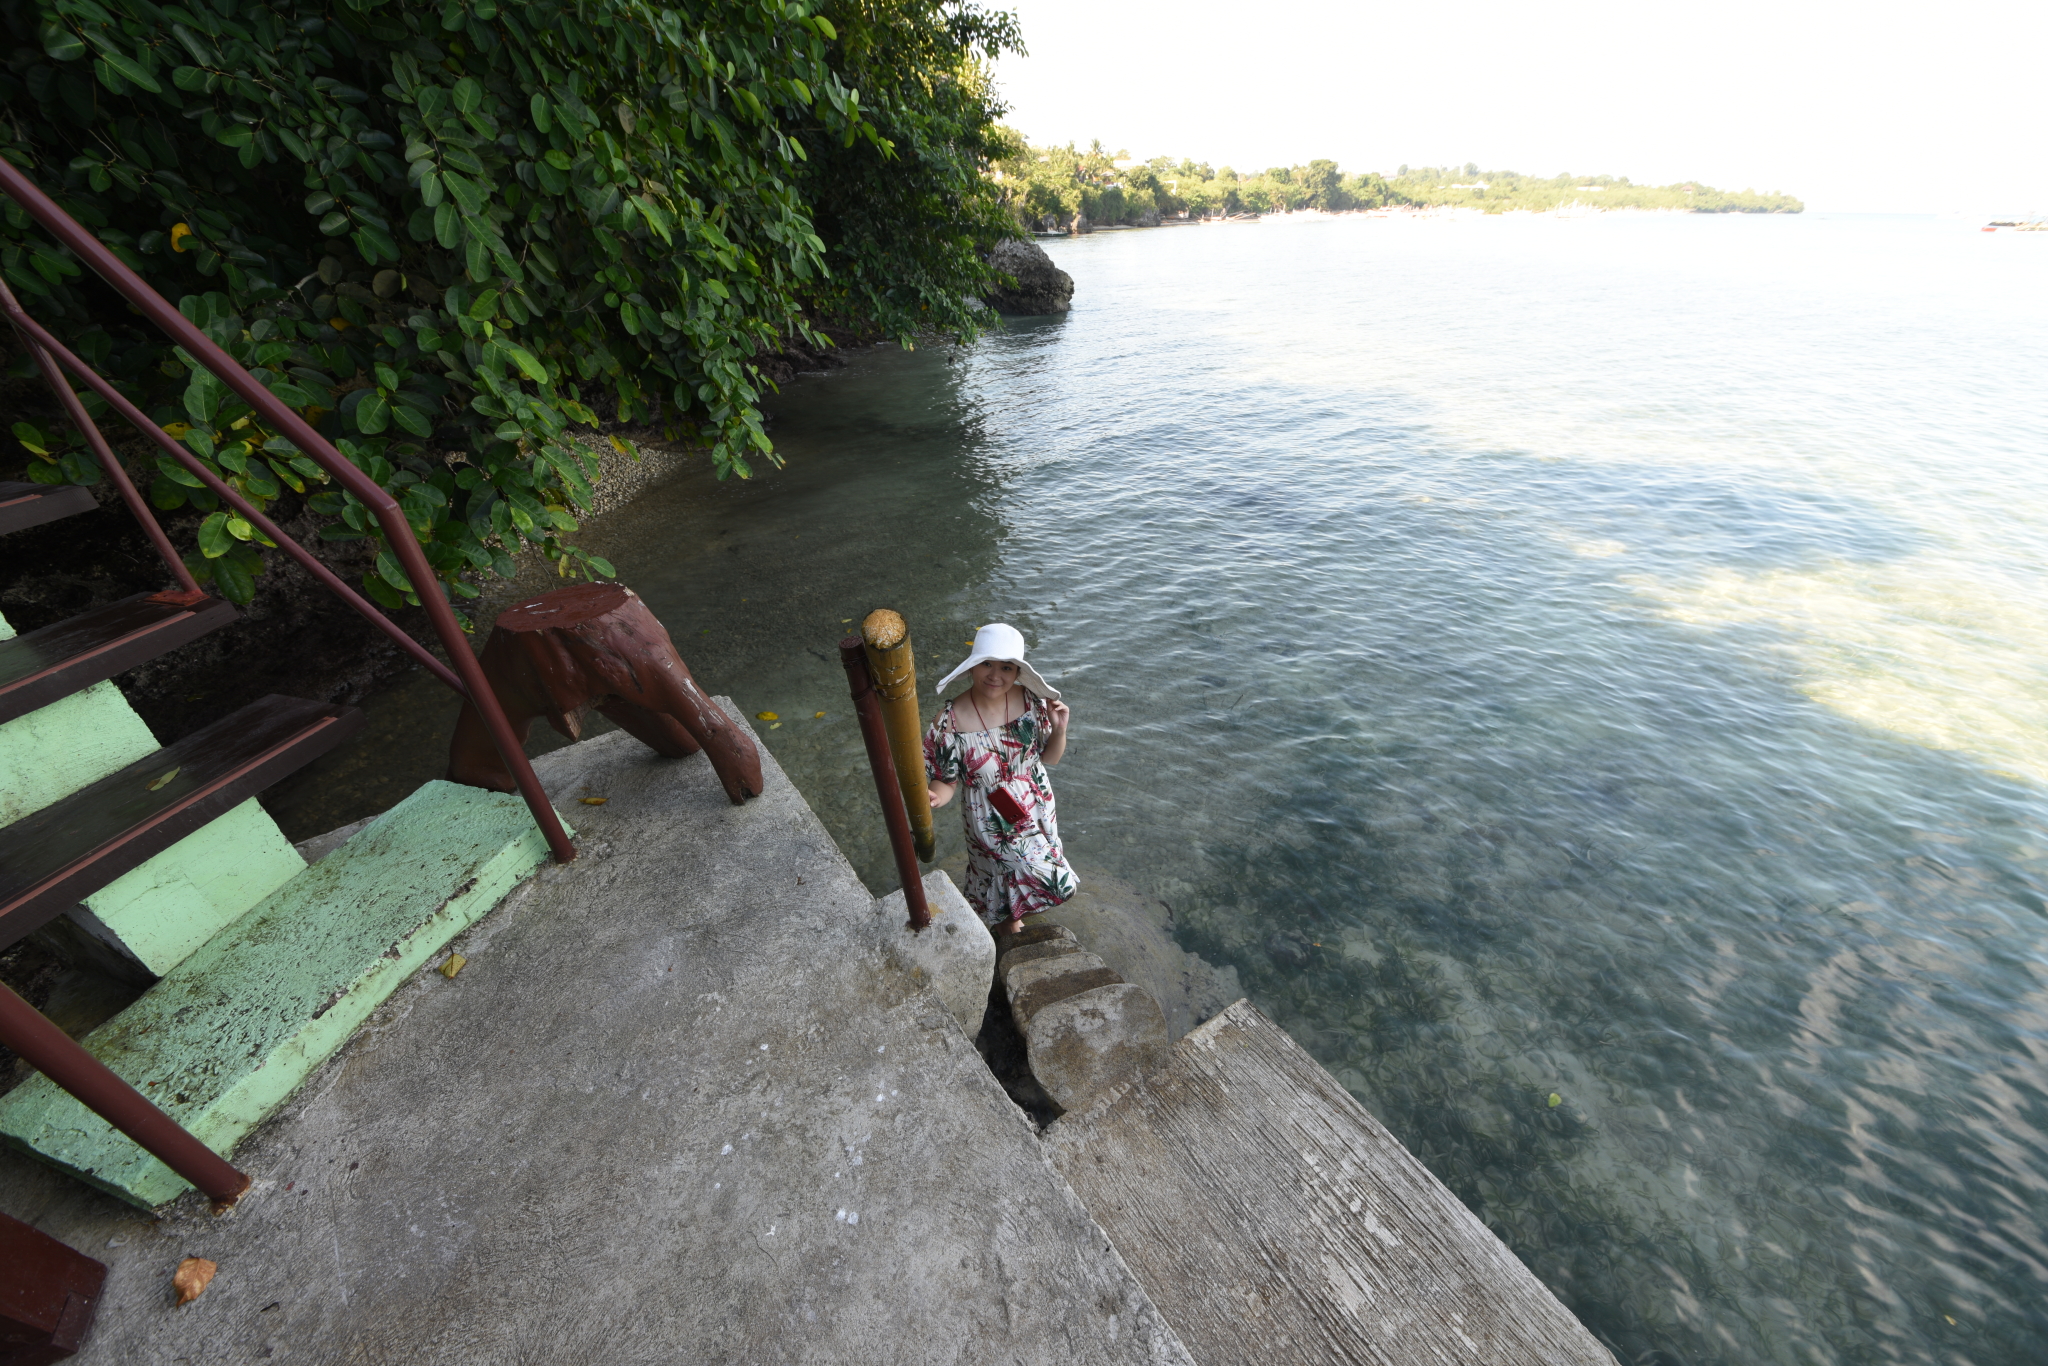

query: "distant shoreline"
left=1032, top=202, right=1770, bottom=237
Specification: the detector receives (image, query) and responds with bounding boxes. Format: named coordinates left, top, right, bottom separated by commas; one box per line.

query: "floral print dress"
left=924, top=693, right=1078, bottom=926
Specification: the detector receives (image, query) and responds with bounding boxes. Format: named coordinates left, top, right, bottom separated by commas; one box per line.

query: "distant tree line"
left=994, top=142, right=1802, bottom=231
left=1389, top=163, right=1802, bottom=214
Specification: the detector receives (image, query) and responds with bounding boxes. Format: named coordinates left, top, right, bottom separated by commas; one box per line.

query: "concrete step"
left=0, top=718, right=1195, bottom=1364
left=871, top=870, right=994, bottom=1035
left=0, top=780, right=565, bottom=1207
left=2, top=603, right=340, bottom=988
left=1044, top=999, right=1617, bottom=1366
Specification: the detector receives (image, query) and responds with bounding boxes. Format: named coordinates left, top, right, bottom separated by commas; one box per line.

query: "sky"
left=988, top=0, right=2047, bottom=216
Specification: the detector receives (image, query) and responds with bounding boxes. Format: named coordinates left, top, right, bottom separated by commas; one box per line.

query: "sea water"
left=274, top=213, right=2048, bottom=1365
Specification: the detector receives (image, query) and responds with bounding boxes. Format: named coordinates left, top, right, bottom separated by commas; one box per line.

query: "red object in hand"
left=988, top=784, right=1030, bottom=828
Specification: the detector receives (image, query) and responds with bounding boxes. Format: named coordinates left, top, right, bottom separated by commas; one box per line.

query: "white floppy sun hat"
left=934, top=623, right=1060, bottom=700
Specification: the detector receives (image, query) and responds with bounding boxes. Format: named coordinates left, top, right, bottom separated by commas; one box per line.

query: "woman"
left=924, top=623, right=1076, bottom=934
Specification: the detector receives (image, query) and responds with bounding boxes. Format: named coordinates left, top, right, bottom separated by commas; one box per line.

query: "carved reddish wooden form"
left=448, top=584, right=764, bottom=805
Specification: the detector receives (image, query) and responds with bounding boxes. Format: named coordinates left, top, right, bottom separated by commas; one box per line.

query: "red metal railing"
left=0, top=162, right=577, bottom=1205
left=839, top=638, right=931, bottom=929
left=0, top=162, right=570, bottom=862
left=0, top=981, right=248, bottom=1206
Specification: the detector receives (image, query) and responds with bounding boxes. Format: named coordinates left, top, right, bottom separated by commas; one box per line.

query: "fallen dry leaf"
left=578, top=796, right=608, bottom=805
left=439, top=954, right=466, bottom=980
left=173, top=1257, right=216, bottom=1306
left=147, top=767, right=181, bottom=792
left=755, top=711, right=779, bottom=721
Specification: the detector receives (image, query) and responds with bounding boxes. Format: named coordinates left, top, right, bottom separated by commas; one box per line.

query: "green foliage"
left=0, top=0, right=1018, bottom=608
left=992, top=137, right=1400, bottom=229
left=993, top=138, right=1802, bottom=231
left=795, top=0, right=1019, bottom=346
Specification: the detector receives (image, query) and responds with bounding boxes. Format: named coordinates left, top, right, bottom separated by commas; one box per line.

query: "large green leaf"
left=211, top=548, right=258, bottom=604
left=39, top=20, right=83, bottom=60
left=355, top=393, right=391, bottom=435
left=93, top=49, right=161, bottom=94
left=196, top=511, right=233, bottom=558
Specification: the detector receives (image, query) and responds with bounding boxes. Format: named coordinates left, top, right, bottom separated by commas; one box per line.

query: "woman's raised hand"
left=1041, top=701, right=1071, bottom=767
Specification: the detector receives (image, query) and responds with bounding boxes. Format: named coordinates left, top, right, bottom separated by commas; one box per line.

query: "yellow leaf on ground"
left=769, top=722, right=782, bottom=730
left=813, top=711, right=825, bottom=718
left=756, top=711, right=778, bottom=721
left=439, top=954, right=466, bottom=979
left=147, top=768, right=180, bottom=792
left=173, top=1257, right=216, bottom=1305
left=1547, top=1093, right=1563, bottom=1108
left=578, top=796, right=608, bottom=805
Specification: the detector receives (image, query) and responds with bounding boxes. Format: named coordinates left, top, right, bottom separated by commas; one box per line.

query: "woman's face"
left=971, top=659, right=1020, bottom=695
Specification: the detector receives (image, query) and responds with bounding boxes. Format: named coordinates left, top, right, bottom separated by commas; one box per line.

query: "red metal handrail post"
left=0, top=981, right=249, bottom=1207
left=839, top=638, right=931, bottom=930
left=9, top=322, right=200, bottom=595
left=0, top=161, right=573, bottom=864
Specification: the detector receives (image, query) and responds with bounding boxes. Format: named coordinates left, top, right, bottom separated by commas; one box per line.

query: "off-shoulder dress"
left=922, top=693, right=1078, bottom=926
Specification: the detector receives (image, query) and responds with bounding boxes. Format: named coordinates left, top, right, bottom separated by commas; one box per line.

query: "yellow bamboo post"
left=861, top=609, right=936, bottom=862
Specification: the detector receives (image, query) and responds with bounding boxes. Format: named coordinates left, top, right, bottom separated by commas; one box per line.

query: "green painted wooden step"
left=0, top=780, right=568, bottom=1208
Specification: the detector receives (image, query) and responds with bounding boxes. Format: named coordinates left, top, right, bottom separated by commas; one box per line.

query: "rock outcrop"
left=984, top=238, right=1074, bottom=315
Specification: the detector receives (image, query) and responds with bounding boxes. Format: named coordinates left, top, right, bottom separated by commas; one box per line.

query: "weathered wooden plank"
left=0, top=694, right=361, bottom=948
left=1044, top=999, right=1616, bottom=1366
left=0, top=481, right=95, bottom=536
left=0, top=591, right=236, bottom=725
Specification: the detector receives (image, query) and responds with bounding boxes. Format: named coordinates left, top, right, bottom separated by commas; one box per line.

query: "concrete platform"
left=0, top=709, right=1191, bottom=1363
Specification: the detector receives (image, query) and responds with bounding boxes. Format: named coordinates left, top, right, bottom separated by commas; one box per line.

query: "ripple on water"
left=269, top=215, right=2048, bottom=1366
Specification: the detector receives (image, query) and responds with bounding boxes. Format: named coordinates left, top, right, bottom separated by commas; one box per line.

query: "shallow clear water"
left=275, top=213, right=2048, bottom=1364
